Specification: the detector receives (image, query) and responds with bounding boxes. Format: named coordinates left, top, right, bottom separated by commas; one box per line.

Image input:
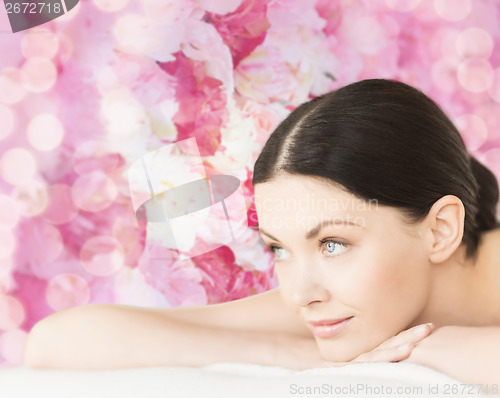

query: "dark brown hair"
left=252, top=79, right=499, bottom=260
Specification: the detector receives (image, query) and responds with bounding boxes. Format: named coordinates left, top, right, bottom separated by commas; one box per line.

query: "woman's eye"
left=268, top=239, right=348, bottom=261
left=269, top=245, right=289, bottom=261
left=319, top=239, right=348, bottom=257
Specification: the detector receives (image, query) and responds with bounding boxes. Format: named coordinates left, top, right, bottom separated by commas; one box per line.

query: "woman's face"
left=253, top=175, right=432, bottom=362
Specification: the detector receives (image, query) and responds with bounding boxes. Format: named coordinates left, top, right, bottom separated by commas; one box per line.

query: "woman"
left=24, top=79, right=500, bottom=390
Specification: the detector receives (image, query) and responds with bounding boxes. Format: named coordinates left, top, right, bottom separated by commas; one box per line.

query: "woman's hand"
left=310, top=322, right=436, bottom=368
left=348, top=322, right=435, bottom=364
left=285, top=322, right=436, bottom=370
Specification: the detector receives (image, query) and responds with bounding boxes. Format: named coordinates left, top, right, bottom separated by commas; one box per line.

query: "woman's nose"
left=291, top=265, right=331, bottom=307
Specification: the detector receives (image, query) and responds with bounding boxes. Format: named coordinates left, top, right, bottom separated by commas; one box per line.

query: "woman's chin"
left=317, top=343, right=361, bottom=363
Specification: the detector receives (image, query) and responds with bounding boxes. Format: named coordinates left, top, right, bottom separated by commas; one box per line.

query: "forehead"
left=254, top=175, right=366, bottom=214
left=253, top=175, right=407, bottom=236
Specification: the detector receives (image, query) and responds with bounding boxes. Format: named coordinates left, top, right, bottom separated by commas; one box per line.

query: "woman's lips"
left=308, top=317, right=354, bottom=338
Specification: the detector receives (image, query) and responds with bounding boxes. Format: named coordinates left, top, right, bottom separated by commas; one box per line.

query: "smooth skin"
left=253, top=175, right=500, bottom=361
left=23, top=175, right=500, bottom=390
left=23, top=285, right=434, bottom=370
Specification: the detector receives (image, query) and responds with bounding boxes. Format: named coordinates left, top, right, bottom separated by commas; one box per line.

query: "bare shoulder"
left=150, top=287, right=313, bottom=338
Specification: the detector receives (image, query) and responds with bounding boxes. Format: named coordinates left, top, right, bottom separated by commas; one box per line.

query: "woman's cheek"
left=368, top=254, right=429, bottom=332
left=274, top=264, right=295, bottom=305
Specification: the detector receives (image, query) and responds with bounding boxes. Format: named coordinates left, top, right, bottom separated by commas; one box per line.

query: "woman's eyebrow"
left=258, top=219, right=363, bottom=242
left=258, top=229, right=280, bottom=242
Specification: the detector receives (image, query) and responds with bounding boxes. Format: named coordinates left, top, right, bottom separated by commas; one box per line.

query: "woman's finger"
left=348, top=323, right=436, bottom=364
left=375, top=323, right=434, bottom=351
left=351, top=341, right=417, bottom=363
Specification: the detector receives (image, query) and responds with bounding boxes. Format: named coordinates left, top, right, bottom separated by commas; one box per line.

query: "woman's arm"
left=23, top=288, right=322, bottom=370
left=150, top=286, right=313, bottom=337
left=403, top=325, right=500, bottom=395
left=23, top=285, right=437, bottom=371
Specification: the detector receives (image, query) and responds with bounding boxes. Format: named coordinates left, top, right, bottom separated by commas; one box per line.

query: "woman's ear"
left=423, top=195, right=465, bottom=264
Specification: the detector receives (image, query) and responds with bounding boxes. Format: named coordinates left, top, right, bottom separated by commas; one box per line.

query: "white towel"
left=0, top=362, right=491, bottom=398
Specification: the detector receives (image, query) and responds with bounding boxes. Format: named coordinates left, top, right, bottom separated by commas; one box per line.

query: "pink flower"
left=234, top=44, right=295, bottom=104
left=180, top=19, right=234, bottom=96
left=196, top=0, right=242, bottom=15
left=190, top=243, right=274, bottom=303
left=3, top=0, right=500, bottom=327
left=240, top=99, right=289, bottom=148
left=109, top=52, right=177, bottom=108
left=138, top=241, right=207, bottom=307
left=158, top=52, right=229, bottom=156
left=226, top=264, right=278, bottom=302
left=15, top=218, right=68, bottom=280
left=315, top=0, right=342, bottom=36
left=234, top=0, right=337, bottom=104
left=204, top=0, right=270, bottom=67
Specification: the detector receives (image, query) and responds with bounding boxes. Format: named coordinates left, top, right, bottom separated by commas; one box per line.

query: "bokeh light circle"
left=0, top=295, right=26, bottom=330
left=431, top=58, right=458, bottom=93
left=112, top=213, right=139, bottom=242
left=42, top=184, right=79, bottom=225
left=27, top=113, right=65, bottom=151
left=93, top=0, right=130, bottom=13
left=455, top=28, right=493, bottom=60
left=1, top=148, right=37, bottom=185
left=0, top=329, right=28, bottom=364
left=454, top=114, right=488, bottom=151
left=45, top=273, right=90, bottom=311
left=347, top=16, right=386, bottom=55
left=112, top=213, right=142, bottom=267
left=0, top=195, right=20, bottom=230
left=487, top=68, right=500, bottom=104
left=80, top=236, right=125, bottom=276
left=72, top=140, right=121, bottom=175
left=71, top=171, right=118, bottom=212
left=475, top=103, right=500, bottom=142
left=96, top=66, right=119, bottom=95
left=19, top=57, right=57, bottom=93
left=113, top=13, right=159, bottom=55
left=434, top=0, right=471, bottom=21
left=101, top=88, right=146, bottom=136
left=436, top=28, right=461, bottom=60
left=0, top=257, right=13, bottom=279
left=57, top=33, right=74, bottom=64
left=457, top=59, right=494, bottom=93
left=21, top=29, right=59, bottom=60
left=0, top=230, right=16, bottom=260
left=35, top=223, right=64, bottom=264
left=0, top=67, right=26, bottom=105
left=0, top=105, right=15, bottom=141
left=11, top=180, right=49, bottom=217
left=413, top=0, right=439, bottom=21
left=384, top=0, right=421, bottom=12
left=482, top=148, right=500, bottom=185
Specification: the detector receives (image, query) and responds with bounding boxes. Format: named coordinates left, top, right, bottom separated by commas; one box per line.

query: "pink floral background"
left=1, top=0, right=500, bottom=367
